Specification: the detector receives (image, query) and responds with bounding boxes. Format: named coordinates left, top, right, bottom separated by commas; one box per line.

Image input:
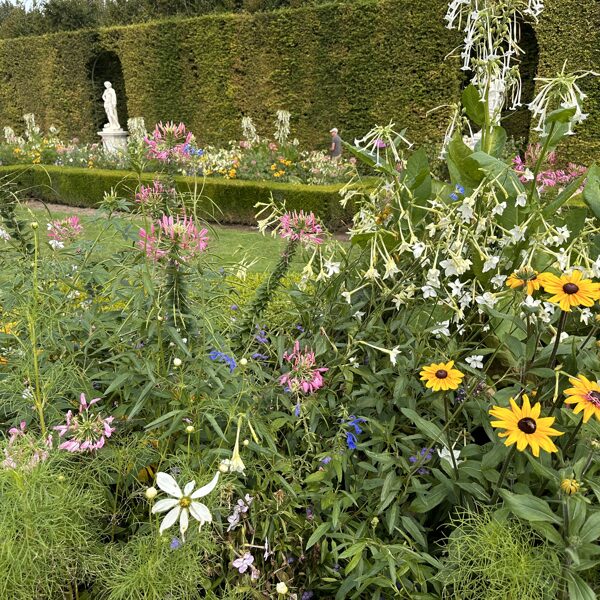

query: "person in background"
left=329, top=127, right=342, bottom=160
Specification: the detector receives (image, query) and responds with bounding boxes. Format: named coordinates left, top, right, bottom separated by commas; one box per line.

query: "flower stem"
left=562, top=414, right=585, bottom=455
left=548, top=310, right=568, bottom=369
left=491, top=445, right=517, bottom=504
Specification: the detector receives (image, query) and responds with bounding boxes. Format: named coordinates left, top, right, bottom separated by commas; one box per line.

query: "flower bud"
left=185, top=425, right=195, bottom=434
left=276, top=582, right=289, bottom=595
left=240, top=358, right=248, bottom=366
left=560, top=478, right=580, bottom=496
left=173, top=358, right=182, bottom=367
left=30, top=221, right=38, bottom=230
left=218, top=461, right=230, bottom=473
left=57, top=474, right=65, bottom=482
left=157, top=315, right=163, bottom=322
left=243, top=439, right=249, bottom=446
left=145, top=486, right=158, bottom=500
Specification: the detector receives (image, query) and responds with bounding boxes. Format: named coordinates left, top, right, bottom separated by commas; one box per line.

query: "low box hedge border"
left=0, top=165, right=352, bottom=229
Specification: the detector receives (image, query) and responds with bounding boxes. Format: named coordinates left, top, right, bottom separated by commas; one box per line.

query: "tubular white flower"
left=152, top=471, right=220, bottom=541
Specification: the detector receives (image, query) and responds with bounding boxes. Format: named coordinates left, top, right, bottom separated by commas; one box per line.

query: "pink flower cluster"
left=279, top=210, right=323, bottom=245
left=135, top=180, right=174, bottom=205
left=138, top=214, right=209, bottom=263
left=47, top=216, right=83, bottom=244
left=144, top=122, right=194, bottom=162
left=2, top=421, right=51, bottom=470
left=279, top=340, right=328, bottom=394
left=513, top=144, right=587, bottom=191
left=54, top=393, right=115, bottom=452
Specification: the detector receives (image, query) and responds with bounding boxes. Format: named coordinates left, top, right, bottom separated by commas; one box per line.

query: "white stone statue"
left=102, top=81, right=121, bottom=131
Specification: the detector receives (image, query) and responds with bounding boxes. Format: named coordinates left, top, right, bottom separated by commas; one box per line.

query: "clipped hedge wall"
left=0, top=0, right=462, bottom=151
left=0, top=165, right=352, bottom=228
left=535, top=1, right=600, bottom=164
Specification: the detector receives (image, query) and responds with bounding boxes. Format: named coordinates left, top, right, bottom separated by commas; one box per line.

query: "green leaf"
left=487, top=126, right=507, bottom=158
left=542, top=171, right=588, bottom=217
left=400, top=408, right=442, bottom=441
left=546, top=106, right=577, bottom=124
left=462, top=84, right=485, bottom=127
left=499, top=490, right=562, bottom=524
left=580, top=512, right=600, bottom=544
left=306, top=522, right=330, bottom=549
left=446, top=135, right=482, bottom=189
left=565, top=571, right=598, bottom=600
left=583, top=164, right=600, bottom=220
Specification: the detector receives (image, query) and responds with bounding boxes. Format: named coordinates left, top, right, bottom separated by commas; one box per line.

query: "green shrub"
left=0, top=458, right=105, bottom=599
left=0, top=164, right=353, bottom=228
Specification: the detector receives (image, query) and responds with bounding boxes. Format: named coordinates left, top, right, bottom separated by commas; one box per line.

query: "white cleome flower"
left=152, top=471, right=220, bottom=541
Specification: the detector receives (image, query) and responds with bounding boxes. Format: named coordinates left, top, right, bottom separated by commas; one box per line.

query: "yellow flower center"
left=435, top=369, right=448, bottom=379
left=179, top=496, right=191, bottom=508
left=517, top=417, right=537, bottom=434
left=587, top=391, right=600, bottom=408
left=563, top=283, right=579, bottom=295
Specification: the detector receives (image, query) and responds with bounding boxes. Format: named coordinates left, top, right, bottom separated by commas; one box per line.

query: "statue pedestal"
left=98, top=129, right=128, bottom=154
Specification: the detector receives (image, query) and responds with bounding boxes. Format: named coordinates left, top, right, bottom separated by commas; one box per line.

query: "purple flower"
left=449, top=192, right=459, bottom=201
left=294, top=401, right=301, bottom=417
left=374, top=138, right=387, bottom=149
left=255, top=326, right=268, bottom=344
left=170, top=537, right=182, bottom=550
left=346, top=431, right=358, bottom=450
left=321, top=456, right=332, bottom=465
left=230, top=304, right=238, bottom=311
left=347, top=415, right=366, bottom=435
left=302, top=593, right=315, bottom=600
left=209, top=350, right=237, bottom=373
left=409, top=447, right=432, bottom=475
left=251, top=352, right=269, bottom=361
left=232, top=552, right=255, bottom=574
left=456, top=184, right=465, bottom=194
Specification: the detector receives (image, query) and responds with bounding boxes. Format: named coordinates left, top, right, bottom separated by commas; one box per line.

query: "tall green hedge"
left=0, top=164, right=352, bottom=228
left=0, top=0, right=462, bottom=151
left=0, top=1, right=598, bottom=162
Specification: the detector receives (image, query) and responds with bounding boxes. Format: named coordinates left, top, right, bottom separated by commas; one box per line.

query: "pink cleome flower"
left=47, top=216, right=83, bottom=245
left=144, top=121, right=194, bottom=162
left=279, top=210, right=324, bottom=245
left=2, top=421, right=52, bottom=470
left=135, top=180, right=175, bottom=205
left=138, top=213, right=209, bottom=263
left=279, top=340, right=328, bottom=394
left=54, top=393, right=115, bottom=452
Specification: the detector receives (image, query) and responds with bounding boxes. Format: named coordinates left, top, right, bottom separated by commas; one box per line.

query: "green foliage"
left=439, top=507, right=560, bottom=600
left=0, top=164, right=351, bottom=228
left=0, top=458, right=105, bottom=599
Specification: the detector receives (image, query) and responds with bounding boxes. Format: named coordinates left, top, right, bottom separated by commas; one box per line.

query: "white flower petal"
left=190, top=471, right=220, bottom=499
left=179, top=508, right=189, bottom=540
left=190, top=501, right=212, bottom=526
left=156, top=472, right=182, bottom=498
left=159, top=506, right=181, bottom=535
left=183, top=481, right=196, bottom=496
left=151, top=498, right=179, bottom=514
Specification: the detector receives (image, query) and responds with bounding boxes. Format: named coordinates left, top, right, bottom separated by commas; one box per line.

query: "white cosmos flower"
left=152, top=471, right=220, bottom=541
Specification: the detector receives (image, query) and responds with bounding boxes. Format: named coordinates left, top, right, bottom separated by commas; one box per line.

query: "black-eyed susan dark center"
left=517, top=417, right=537, bottom=434
left=587, top=391, right=600, bottom=408
left=563, top=283, right=579, bottom=295
left=435, top=369, right=448, bottom=379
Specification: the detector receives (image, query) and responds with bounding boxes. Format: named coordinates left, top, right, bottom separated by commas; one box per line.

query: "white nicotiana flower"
left=508, top=225, right=527, bottom=244
left=432, top=321, right=450, bottom=338
left=341, top=291, right=353, bottom=304
left=440, top=257, right=472, bottom=277
left=426, top=268, right=441, bottom=288
left=437, top=445, right=464, bottom=465
left=152, top=471, right=220, bottom=541
left=491, top=201, right=507, bottom=216
left=482, top=256, right=500, bottom=273
left=449, top=278, right=466, bottom=297
left=551, top=331, right=570, bottom=344
left=522, top=295, right=541, bottom=311
left=457, top=199, right=474, bottom=222
left=422, top=285, right=437, bottom=299
left=412, top=242, right=426, bottom=259
left=515, top=193, right=527, bottom=207
left=590, top=256, right=600, bottom=278
left=465, top=355, right=484, bottom=370
left=324, top=259, right=341, bottom=277
left=383, top=256, right=400, bottom=280
left=353, top=310, right=365, bottom=321
left=554, top=226, right=570, bottom=245
left=580, top=308, right=593, bottom=325
left=426, top=222, right=437, bottom=237
left=475, top=292, right=497, bottom=310
left=392, top=286, right=415, bottom=309
left=491, top=274, right=507, bottom=289
left=0, top=227, right=10, bottom=241
left=364, top=265, right=380, bottom=280
left=556, top=248, right=569, bottom=271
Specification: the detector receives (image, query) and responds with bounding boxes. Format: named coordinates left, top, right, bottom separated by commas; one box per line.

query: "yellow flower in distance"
left=420, top=360, right=464, bottom=392
left=489, top=394, right=564, bottom=457
left=564, top=374, right=600, bottom=423
left=506, top=267, right=542, bottom=296
left=540, top=270, right=600, bottom=312
left=560, top=478, right=580, bottom=495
